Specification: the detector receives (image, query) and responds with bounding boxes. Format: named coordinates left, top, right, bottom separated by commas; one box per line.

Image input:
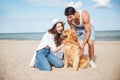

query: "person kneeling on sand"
left=29, top=18, right=65, bottom=71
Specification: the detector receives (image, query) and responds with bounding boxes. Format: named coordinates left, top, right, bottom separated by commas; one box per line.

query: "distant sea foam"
left=0, top=31, right=120, bottom=41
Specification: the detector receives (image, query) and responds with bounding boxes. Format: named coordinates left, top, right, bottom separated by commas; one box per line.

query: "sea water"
left=0, top=31, right=120, bottom=41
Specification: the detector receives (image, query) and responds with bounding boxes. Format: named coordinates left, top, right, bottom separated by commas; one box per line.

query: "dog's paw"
left=63, top=65, right=67, bottom=68
left=73, top=67, right=79, bottom=71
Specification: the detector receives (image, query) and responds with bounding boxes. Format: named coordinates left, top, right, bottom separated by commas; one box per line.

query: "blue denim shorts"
left=75, top=26, right=95, bottom=40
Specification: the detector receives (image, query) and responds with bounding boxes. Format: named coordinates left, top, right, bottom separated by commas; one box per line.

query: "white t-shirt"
left=29, top=32, right=63, bottom=67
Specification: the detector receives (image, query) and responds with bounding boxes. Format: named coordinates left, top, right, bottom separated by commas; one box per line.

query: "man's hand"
left=80, top=45, right=84, bottom=52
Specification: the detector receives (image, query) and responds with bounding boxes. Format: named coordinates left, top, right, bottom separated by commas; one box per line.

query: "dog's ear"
left=70, top=30, right=79, bottom=42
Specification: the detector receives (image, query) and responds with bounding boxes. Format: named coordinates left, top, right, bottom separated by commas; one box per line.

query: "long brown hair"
left=48, top=22, right=64, bottom=47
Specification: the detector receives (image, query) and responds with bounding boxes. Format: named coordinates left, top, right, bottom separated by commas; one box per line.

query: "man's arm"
left=82, top=10, right=91, bottom=48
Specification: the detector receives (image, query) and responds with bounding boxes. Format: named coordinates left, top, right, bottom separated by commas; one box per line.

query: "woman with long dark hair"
left=29, top=18, right=65, bottom=71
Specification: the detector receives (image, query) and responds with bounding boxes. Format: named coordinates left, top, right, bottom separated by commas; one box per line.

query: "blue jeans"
left=35, top=48, right=64, bottom=71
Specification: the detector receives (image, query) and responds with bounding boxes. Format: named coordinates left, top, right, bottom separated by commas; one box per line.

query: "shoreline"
left=0, top=40, right=120, bottom=44
left=0, top=39, right=120, bottom=41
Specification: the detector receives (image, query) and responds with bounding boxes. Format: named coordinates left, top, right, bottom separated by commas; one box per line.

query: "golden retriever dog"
left=62, top=29, right=88, bottom=71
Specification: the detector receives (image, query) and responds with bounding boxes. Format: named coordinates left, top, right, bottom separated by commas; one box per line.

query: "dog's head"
left=62, top=29, right=79, bottom=44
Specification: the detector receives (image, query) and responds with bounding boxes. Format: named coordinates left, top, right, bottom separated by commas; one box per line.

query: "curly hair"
left=54, top=33, right=63, bottom=47
left=48, top=22, right=64, bottom=47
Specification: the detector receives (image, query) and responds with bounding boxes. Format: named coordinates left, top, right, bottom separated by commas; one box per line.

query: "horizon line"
left=0, top=30, right=120, bottom=34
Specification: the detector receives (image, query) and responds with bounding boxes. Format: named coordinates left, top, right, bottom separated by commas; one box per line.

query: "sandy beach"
left=0, top=40, right=120, bottom=80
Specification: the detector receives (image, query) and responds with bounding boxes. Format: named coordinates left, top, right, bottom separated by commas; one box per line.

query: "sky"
left=0, top=0, right=120, bottom=33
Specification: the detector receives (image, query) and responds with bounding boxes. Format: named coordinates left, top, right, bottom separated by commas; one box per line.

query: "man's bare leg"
left=88, top=40, right=96, bottom=68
